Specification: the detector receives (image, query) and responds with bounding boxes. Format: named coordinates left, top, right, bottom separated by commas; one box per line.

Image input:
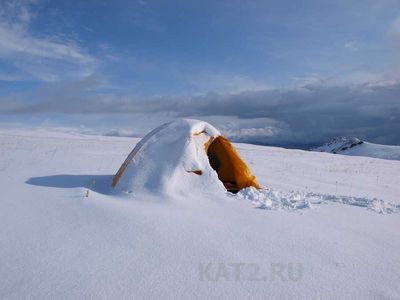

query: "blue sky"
left=0, top=0, right=400, bottom=147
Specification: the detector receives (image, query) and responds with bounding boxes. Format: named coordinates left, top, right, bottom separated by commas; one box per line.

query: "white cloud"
left=388, top=16, right=400, bottom=37
left=0, top=73, right=24, bottom=81
left=344, top=41, right=358, bottom=51
left=0, top=25, right=94, bottom=64
left=218, top=117, right=282, bottom=141
left=0, top=0, right=96, bottom=81
left=0, top=0, right=39, bottom=34
left=291, top=74, right=324, bottom=86
left=190, top=73, right=273, bottom=94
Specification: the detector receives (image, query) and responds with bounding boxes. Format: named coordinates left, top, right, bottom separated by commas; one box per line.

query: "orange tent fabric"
left=206, top=136, right=260, bottom=193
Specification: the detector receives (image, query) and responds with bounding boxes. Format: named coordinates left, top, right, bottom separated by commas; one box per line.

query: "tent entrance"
left=206, top=136, right=260, bottom=193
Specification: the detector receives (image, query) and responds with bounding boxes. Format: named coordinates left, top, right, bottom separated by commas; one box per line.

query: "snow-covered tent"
left=112, top=119, right=260, bottom=195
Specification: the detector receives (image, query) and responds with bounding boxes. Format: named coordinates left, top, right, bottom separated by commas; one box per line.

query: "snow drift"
left=112, top=119, right=260, bottom=195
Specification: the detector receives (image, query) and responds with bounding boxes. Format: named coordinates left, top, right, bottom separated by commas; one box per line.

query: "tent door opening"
left=206, top=137, right=241, bottom=193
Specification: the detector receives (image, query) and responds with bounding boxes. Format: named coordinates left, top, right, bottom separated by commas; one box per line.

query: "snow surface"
left=340, top=141, right=400, bottom=161
left=314, top=137, right=400, bottom=161
left=0, top=128, right=400, bottom=299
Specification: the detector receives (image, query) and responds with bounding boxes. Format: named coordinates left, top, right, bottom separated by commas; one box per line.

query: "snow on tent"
left=112, top=119, right=260, bottom=195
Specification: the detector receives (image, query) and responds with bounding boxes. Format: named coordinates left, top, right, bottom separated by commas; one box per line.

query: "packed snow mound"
left=113, top=119, right=222, bottom=195
left=313, top=137, right=400, bottom=161
left=112, top=119, right=259, bottom=195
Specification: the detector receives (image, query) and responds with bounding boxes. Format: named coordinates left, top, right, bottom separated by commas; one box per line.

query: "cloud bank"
left=1, top=80, right=399, bottom=147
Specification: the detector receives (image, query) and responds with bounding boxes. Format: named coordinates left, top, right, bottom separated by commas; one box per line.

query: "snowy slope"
left=340, top=141, right=400, bottom=161
left=314, top=136, right=400, bottom=161
left=0, top=129, right=399, bottom=299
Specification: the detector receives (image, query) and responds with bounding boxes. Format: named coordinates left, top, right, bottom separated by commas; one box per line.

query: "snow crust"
left=0, top=128, right=399, bottom=299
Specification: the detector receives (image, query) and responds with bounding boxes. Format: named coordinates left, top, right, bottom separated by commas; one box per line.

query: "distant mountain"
left=313, top=137, right=400, bottom=161
left=313, top=137, right=364, bottom=153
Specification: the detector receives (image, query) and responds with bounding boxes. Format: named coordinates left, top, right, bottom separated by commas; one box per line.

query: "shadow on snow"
left=26, top=174, right=113, bottom=195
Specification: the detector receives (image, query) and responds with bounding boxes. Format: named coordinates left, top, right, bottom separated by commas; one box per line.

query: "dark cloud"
left=1, top=81, right=399, bottom=147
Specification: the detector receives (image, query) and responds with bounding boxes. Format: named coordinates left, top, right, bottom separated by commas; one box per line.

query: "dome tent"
left=112, top=119, right=260, bottom=195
